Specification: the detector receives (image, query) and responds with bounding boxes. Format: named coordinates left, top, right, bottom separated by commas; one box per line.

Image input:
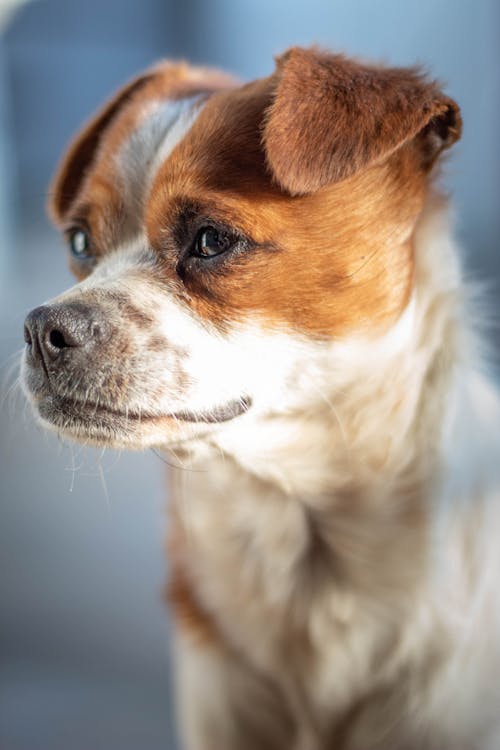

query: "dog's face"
left=22, top=48, right=460, bottom=450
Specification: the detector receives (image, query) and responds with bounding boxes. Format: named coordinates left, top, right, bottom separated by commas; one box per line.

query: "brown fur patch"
left=148, top=334, right=168, bottom=352
left=167, top=506, right=221, bottom=645
left=146, top=79, right=426, bottom=337
left=167, top=567, right=222, bottom=645
left=120, top=303, right=155, bottom=328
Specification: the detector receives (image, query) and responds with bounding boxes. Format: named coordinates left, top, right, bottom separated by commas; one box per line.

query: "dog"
left=22, top=47, right=500, bottom=749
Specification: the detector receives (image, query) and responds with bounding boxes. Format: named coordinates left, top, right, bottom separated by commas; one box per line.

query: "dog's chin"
left=29, top=391, right=252, bottom=450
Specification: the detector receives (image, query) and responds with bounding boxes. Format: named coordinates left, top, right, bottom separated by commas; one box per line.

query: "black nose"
left=24, top=302, right=107, bottom=365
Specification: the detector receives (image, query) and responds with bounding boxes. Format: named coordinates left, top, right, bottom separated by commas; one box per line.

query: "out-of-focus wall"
left=0, top=2, right=498, bottom=749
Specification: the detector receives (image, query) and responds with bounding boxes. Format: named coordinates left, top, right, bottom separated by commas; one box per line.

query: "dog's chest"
left=168, top=455, right=393, bottom=714
left=171, top=457, right=311, bottom=646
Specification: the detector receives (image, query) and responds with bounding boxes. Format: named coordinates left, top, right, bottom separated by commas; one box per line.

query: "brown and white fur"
left=22, top=48, right=500, bottom=749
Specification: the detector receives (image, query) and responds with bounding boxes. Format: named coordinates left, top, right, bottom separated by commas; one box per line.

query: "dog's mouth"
left=29, top=385, right=252, bottom=447
left=167, top=397, right=252, bottom=424
left=36, top=392, right=252, bottom=425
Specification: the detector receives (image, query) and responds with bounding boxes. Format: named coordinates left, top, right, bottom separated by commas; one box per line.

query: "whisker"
left=150, top=446, right=185, bottom=471
left=341, top=223, right=409, bottom=282
left=310, top=383, right=352, bottom=469
left=97, top=447, right=113, bottom=518
left=65, top=443, right=82, bottom=493
left=150, top=441, right=207, bottom=473
left=0, top=347, right=25, bottom=408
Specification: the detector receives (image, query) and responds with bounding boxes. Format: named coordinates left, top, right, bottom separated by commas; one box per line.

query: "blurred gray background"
left=0, top=1, right=498, bottom=748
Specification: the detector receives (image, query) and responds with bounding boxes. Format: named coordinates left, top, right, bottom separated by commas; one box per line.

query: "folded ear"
left=263, top=47, right=461, bottom=195
left=49, top=72, right=154, bottom=222
left=49, top=62, right=237, bottom=223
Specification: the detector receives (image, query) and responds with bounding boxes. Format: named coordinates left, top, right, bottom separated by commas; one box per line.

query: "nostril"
left=24, top=324, right=33, bottom=347
left=90, top=322, right=102, bottom=339
left=48, top=328, right=69, bottom=350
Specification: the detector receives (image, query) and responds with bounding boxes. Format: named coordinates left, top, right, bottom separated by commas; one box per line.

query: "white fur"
left=116, top=95, right=204, bottom=214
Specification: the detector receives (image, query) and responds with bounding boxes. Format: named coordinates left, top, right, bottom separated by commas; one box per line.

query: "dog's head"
left=22, top=48, right=461, bottom=450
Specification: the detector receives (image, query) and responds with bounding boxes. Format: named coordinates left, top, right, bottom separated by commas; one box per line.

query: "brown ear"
left=48, top=72, right=154, bottom=223
left=49, top=62, right=238, bottom=223
left=263, top=47, right=462, bottom=195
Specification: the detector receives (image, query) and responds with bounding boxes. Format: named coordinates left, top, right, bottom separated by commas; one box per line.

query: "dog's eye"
left=69, top=229, right=91, bottom=259
left=193, top=227, right=232, bottom=258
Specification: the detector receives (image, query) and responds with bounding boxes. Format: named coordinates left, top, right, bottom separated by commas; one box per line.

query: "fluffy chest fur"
left=170, top=343, right=500, bottom=749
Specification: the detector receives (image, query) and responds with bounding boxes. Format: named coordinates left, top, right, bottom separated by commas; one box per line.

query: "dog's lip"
left=37, top=391, right=252, bottom=425
left=169, top=397, right=252, bottom=423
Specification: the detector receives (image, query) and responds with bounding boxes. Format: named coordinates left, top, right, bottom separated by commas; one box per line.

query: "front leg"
left=173, top=632, right=294, bottom=750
